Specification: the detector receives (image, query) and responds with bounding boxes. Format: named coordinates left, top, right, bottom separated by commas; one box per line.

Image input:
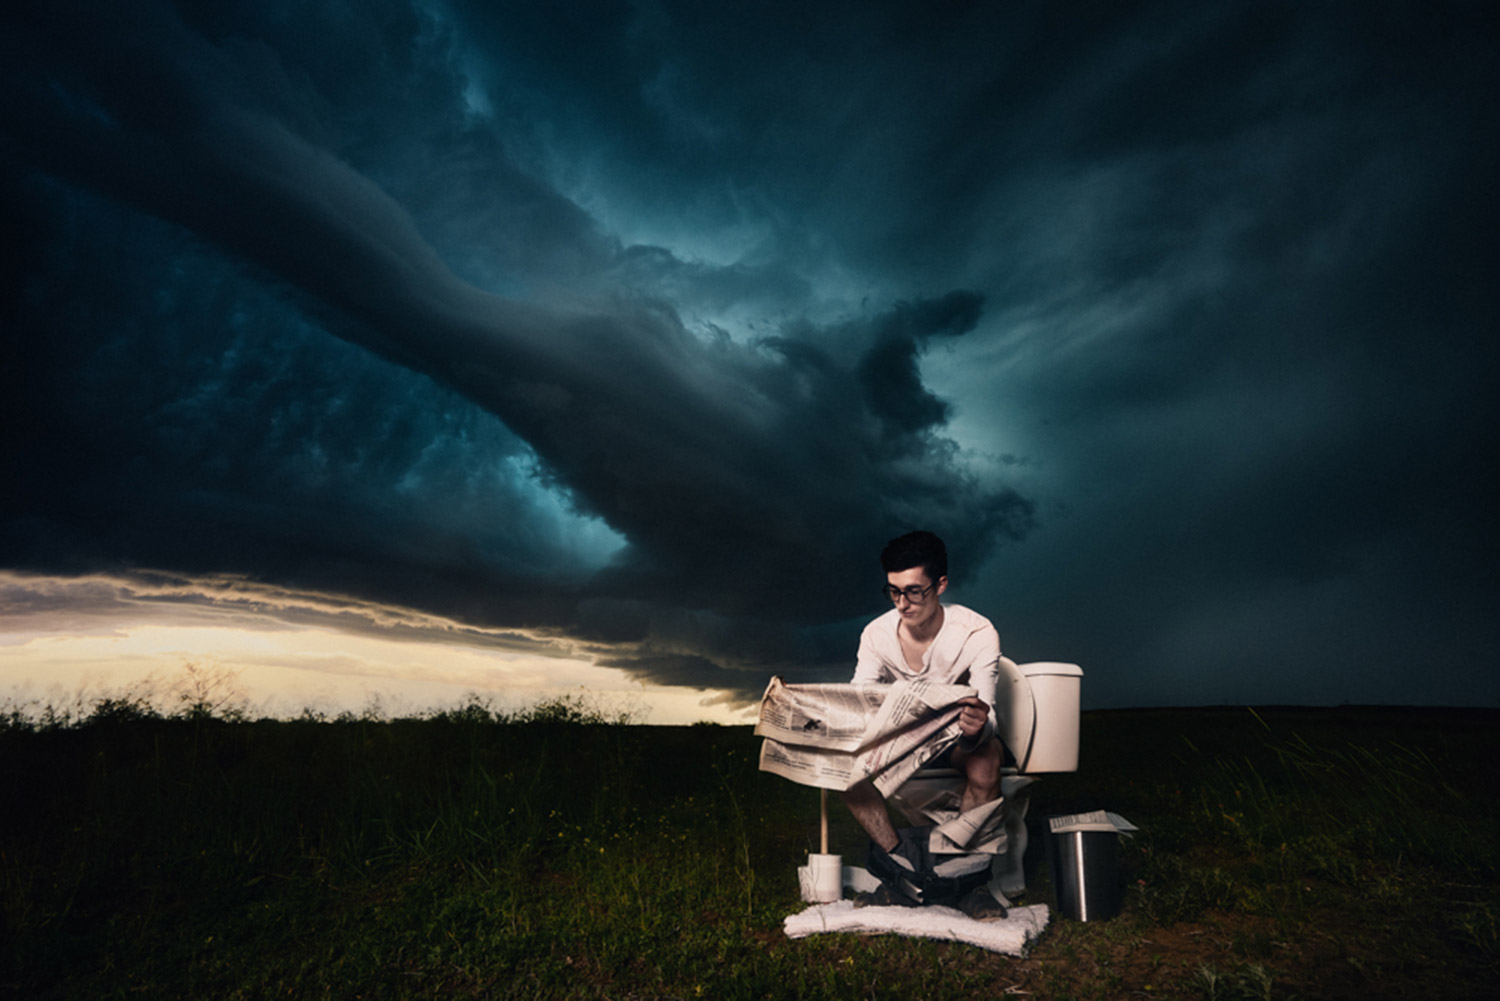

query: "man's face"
left=886, top=565, right=947, bottom=632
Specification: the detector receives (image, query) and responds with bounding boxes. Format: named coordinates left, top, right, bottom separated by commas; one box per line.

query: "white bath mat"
left=783, top=899, right=1050, bottom=956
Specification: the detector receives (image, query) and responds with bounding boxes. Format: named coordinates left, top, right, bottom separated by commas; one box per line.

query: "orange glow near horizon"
left=0, top=573, right=754, bottom=725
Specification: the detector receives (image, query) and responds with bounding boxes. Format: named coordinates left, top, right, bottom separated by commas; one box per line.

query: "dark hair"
left=880, top=531, right=947, bottom=584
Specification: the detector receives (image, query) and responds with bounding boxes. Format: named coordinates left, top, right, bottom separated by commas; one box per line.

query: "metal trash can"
left=1046, top=828, right=1122, bottom=921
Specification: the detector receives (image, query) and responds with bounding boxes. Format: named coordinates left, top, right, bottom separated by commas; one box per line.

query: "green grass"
left=2, top=690, right=1497, bottom=1000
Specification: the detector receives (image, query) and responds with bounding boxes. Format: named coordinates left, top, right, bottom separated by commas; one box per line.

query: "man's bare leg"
left=947, top=736, right=1011, bottom=918
left=841, top=779, right=899, bottom=851
left=951, top=737, right=1002, bottom=813
left=843, top=779, right=926, bottom=906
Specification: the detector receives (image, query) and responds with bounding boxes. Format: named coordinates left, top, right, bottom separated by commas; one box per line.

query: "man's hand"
left=956, top=696, right=989, bottom=739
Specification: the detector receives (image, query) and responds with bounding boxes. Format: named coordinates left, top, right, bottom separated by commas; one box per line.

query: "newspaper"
left=754, top=677, right=974, bottom=796
left=1047, top=810, right=1138, bottom=836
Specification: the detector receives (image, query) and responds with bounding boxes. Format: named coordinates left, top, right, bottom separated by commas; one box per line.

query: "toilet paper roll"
left=807, top=853, right=843, bottom=902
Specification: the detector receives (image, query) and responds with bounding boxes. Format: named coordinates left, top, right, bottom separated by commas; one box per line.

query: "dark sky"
left=3, top=0, right=1497, bottom=709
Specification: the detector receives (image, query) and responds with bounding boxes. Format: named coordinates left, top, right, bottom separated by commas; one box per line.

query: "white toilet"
left=884, top=657, right=1083, bottom=899
left=996, top=659, right=1084, bottom=775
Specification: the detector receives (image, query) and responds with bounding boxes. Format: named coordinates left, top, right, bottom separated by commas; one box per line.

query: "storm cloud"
left=3, top=0, right=1496, bottom=706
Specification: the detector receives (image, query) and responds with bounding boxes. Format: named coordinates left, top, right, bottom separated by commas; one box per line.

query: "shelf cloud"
left=4, top=1, right=1496, bottom=707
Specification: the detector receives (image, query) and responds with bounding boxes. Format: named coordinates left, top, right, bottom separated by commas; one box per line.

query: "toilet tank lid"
left=1016, top=661, right=1083, bottom=677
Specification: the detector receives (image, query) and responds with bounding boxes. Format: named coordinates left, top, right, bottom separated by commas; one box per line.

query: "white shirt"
left=851, top=603, right=1001, bottom=741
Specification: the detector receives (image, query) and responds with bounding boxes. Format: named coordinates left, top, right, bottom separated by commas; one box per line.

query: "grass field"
left=2, top=688, right=1496, bottom=1000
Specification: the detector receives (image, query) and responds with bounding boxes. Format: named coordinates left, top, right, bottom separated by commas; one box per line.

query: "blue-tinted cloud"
left=2, top=0, right=1496, bottom=706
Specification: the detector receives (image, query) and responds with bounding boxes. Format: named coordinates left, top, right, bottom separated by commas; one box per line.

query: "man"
left=842, top=530, right=1008, bottom=918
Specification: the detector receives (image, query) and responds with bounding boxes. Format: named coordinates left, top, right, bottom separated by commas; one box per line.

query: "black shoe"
left=866, top=836, right=928, bottom=904
left=956, top=885, right=1008, bottom=921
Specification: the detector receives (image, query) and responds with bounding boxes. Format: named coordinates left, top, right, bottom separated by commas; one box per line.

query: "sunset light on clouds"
left=0, top=570, right=744, bottom=722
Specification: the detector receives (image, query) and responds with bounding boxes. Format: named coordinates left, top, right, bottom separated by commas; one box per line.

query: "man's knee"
left=960, top=737, right=1003, bottom=790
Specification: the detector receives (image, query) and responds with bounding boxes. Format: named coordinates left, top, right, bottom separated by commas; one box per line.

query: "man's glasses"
left=883, top=583, right=936, bottom=605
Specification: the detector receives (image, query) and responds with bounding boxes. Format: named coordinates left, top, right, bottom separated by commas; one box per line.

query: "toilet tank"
left=1014, top=661, right=1083, bottom=773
